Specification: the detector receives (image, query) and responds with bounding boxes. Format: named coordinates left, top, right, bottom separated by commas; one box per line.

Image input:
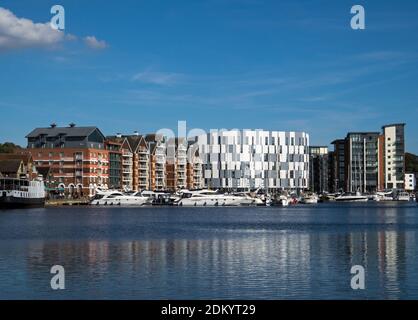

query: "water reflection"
left=0, top=204, right=417, bottom=299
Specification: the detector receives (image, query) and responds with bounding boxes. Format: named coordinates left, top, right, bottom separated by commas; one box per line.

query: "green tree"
left=0, top=142, right=22, bottom=153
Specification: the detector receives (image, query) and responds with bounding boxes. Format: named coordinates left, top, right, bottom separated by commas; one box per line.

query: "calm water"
left=0, top=203, right=418, bottom=300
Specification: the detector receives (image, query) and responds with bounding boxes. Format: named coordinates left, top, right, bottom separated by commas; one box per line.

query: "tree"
left=0, top=142, right=22, bottom=153
left=405, top=152, right=418, bottom=174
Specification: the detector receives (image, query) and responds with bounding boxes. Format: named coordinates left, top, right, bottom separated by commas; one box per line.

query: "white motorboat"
left=278, top=195, right=289, bottom=207
left=300, top=193, right=319, bottom=204
left=374, top=191, right=394, bottom=201
left=174, top=189, right=263, bottom=207
left=90, top=191, right=151, bottom=206
left=396, top=191, right=411, bottom=201
left=335, top=192, right=368, bottom=202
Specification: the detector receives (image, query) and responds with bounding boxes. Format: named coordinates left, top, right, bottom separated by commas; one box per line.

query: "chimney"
left=69, top=123, right=76, bottom=128
left=50, top=123, right=57, bottom=128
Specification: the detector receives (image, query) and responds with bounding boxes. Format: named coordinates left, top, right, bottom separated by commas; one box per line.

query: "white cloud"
left=0, top=7, right=107, bottom=52
left=0, top=7, right=65, bottom=50
left=132, top=70, right=184, bottom=85
left=84, top=36, right=108, bottom=50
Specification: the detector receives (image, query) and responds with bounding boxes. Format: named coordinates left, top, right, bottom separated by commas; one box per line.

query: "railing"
left=122, top=152, right=133, bottom=157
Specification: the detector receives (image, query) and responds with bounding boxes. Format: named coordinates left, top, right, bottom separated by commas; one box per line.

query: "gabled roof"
left=0, top=159, right=23, bottom=174
left=26, top=126, right=104, bottom=139
left=145, top=133, right=164, bottom=142
left=0, top=153, right=33, bottom=165
left=125, top=135, right=143, bottom=153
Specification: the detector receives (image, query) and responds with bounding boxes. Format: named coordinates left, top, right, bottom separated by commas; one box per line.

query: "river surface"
left=0, top=202, right=417, bottom=299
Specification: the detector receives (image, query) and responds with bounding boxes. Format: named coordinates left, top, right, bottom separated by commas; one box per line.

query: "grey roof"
left=382, top=123, right=405, bottom=129
left=26, top=126, right=104, bottom=139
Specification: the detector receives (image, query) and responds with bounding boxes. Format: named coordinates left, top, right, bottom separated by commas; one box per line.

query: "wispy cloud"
left=84, top=36, right=108, bottom=50
left=132, top=70, right=185, bottom=85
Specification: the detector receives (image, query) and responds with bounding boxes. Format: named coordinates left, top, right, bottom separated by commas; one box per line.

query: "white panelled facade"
left=197, top=130, right=310, bottom=190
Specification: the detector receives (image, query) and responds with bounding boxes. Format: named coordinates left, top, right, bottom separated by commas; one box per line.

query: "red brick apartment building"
left=26, top=124, right=109, bottom=196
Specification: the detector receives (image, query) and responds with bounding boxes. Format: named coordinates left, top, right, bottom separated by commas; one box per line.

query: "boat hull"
left=0, top=195, right=45, bottom=209
left=90, top=199, right=150, bottom=206
left=176, top=198, right=262, bottom=207
left=335, top=198, right=368, bottom=202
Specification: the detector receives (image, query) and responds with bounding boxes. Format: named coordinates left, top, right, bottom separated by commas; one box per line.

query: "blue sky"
left=1, top=0, right=418, bottom=153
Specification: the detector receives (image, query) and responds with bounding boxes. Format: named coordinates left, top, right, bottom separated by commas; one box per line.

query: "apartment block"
left=166, top=138, right=188, bottom=191
left=196, top=129, right=309, bottom=191
left=309, top=146, right=329, bottom=194
left=187, top=142, right=204, bottom=190
left=26, top=124, right=109, bottom=195
left=330, top=139, right=346, bottom=192
left=145, top=134, right=167, bottom=191
left=105, top=139, right=122, bottom=189
left=346, top=132, right=380, bottom=193
left=106, top=133, right=150, bottom=191
left=382, top=124, right=406, bottom=189
left=330, top=123, right=406, bottom=193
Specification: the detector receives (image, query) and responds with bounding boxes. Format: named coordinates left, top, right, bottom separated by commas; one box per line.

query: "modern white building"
left=196, top=129, right=310, bottom=191
left=382, top=124, right=405, bottom=190
left=405, top=173, right=416, bottom=191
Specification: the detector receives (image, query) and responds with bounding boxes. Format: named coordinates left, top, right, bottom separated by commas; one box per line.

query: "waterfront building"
left=405, top=173, right=416, bottom=191
left=145, top=134, right=167, bottom=191
left=196, top=129, right=310, bottom=191
left=0, top=153, right=38, bottom=179
left=107, top=133, right=150, bottom=191
left=345, top=132, right=380, bottom=193
left=0, top=159, right=25, bottom=178
left=26, top=124, right=109, bottom=196
left=166, top=138, right=188, bottom=191
left=382, top=124, right=406, bottom=190
left=377, top=134, right=385, bottom=191
left=308, top=146, right=329, bottom=194
left=136, top=136, right=150, bottom=191
left=187, top=142, right=204, bottom=190
left=105, top=138, right=122, bottom=189
left=330, top=139, right=346, bottom=192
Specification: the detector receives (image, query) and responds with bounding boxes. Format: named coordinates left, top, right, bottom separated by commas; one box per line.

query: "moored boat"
left=174, top=189, right=263, bottom=207
left=90, top=191, right=151, bottom=206
left=396, top=191, right=411, bottom=202
left=300, top=193, right=319, bottom=204
left=0, top=176, right=45, bottom=209
left=335, top=192, right=368, bottom=202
